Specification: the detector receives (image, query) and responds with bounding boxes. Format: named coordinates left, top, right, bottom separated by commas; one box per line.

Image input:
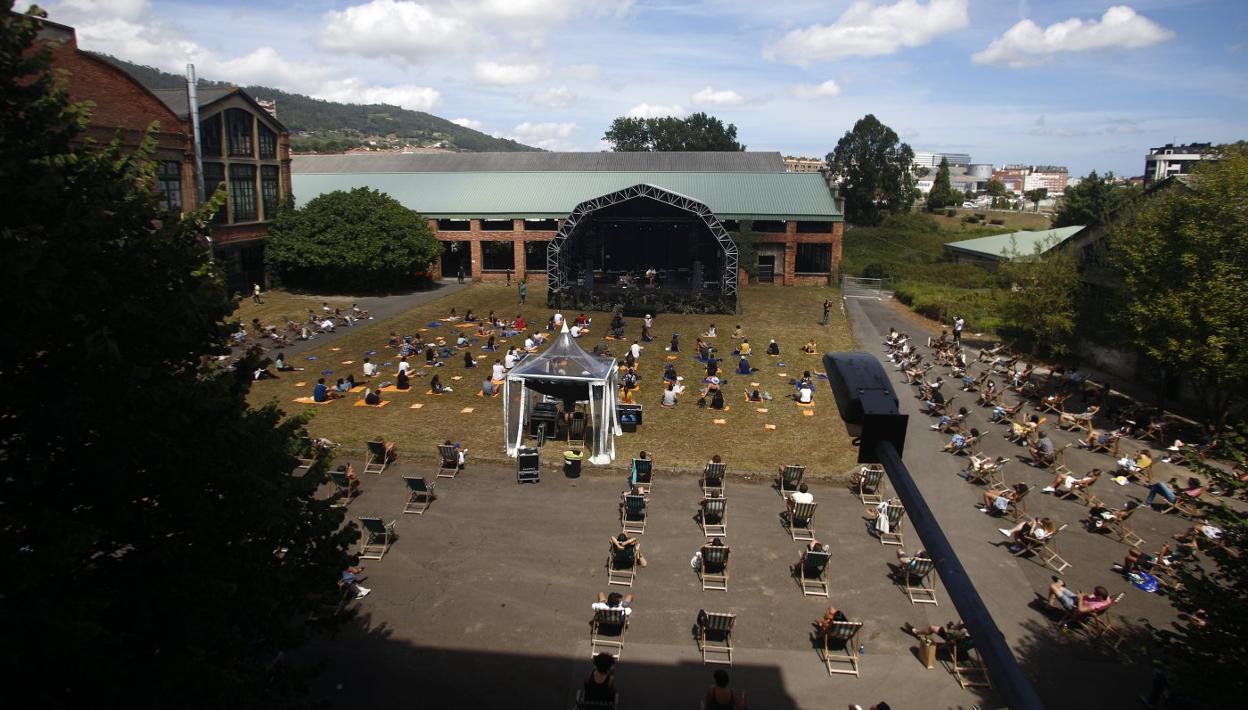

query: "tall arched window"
left=226, top=108, right=254, bottom=157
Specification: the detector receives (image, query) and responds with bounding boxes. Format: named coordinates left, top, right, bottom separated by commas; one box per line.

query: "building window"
left=796, top=221, right=834, bottom=233
left=480, top=219, right=515, bottom=231
left=753, top=220, right=787, bottom=233
left=200, top=114, right=222, bottom=158
left=795, top=243, right=832, bottom=273
left=257, top=124, right=277, bottom=160
left=436, top=219, right=471, bottom=231
left=481, top=240, right=515, bottom=271
left=524, top=240, right=549, bottom=272
left=226, top=109, right=254, bottom=158
left=260, top=165, right=280, bottom=219
left=229, top=164, right=257, bottom=222
left=203, top=162, right=226, bottom=223
left=523, top=218, right=558, bottom=231
left=156, top=161, right=182, bottom=213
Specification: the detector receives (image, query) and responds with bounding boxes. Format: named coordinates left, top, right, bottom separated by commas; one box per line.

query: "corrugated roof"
left=944, top=225, right=1086, bottom=261
left=150, top=87, right=238, bottom=118
left=292, top=151, right=786, bottom=174
left=291, top=171, right=841, bottom=221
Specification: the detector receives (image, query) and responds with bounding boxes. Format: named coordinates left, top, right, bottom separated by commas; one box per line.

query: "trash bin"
left=563, top=449, right=584, bottom=478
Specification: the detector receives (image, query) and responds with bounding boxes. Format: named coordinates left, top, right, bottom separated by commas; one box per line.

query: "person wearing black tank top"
left=583, top=653, right=616, bottom=703
left=701, top=669, right=746, bottom=710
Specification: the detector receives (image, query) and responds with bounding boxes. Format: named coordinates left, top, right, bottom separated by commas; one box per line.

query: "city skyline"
left=44, top=0, right=1248, bottom=176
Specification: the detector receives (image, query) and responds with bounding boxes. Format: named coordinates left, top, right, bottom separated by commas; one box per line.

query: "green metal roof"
left=943, top=225, right=1086, bottom=261
left=290, top=171, right=842, bottom=221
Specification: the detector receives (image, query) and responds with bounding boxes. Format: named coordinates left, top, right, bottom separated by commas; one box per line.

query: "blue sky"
left=48, top=0, right=1248, bottom=175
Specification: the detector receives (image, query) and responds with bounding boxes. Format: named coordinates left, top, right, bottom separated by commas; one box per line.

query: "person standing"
left=518, top=279, right=527, bottom=305
left=457, top=263, right=465, bottom=284
left=252, top=283, right=262, bottom=304
left=820, top=298, right=831, bottom=326
left=953, top=315, right=965, bottom=344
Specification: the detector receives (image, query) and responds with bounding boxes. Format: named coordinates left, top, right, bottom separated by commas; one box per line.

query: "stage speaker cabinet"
left=618, top=403, right=643, bottom=432
left=516, top=447, right=540, bottom=484
left=691, top=261, right=704, bottom=292
left=584, top=262, right=595, bottom=292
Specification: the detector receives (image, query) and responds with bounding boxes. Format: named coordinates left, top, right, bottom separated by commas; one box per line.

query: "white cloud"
left=318, top=0, right=477, bottom=62
left=626, top=103, right=687, bottom=119
left=691, top=86, right=745, bottom=106
left=476, top=0, right=630, bottom=25
left=209, top=48, right=335, bottom=93
left=314, top=79, right=441, bottom=111
left=565, top=63, right=602, bottom=80
left=793, top=80, right=842, bottom=99
left=61, top=0, right=149, bottom=21
left=474, top=60, right=549, bottom=85
left=973, top=6, right=1175, bottom=68
left=510, top=121, right=577, bottom=150
left=768, top=0, right=969, bottom=65
left=527, top=86, right=576, bottom=107
left=451, top=117, right=485, bottom=130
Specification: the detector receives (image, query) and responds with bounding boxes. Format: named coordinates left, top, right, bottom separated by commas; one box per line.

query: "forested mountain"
left=92, top=53, right=539, bottom=153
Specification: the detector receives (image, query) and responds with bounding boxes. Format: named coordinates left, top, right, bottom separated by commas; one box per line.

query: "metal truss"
left=546, top=183, right=739, bottom=296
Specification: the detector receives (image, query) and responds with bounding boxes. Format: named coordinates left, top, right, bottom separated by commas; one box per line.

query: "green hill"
left=91, top=53, right=540, bottom=154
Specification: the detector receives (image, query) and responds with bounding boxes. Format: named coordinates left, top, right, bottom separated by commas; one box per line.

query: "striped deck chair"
left=573, top=690, right=619, bottom=710
left=798, top=549, right=831, bottom=598
left=567, top=411, right=587, bottom=447
left=363, top=440, right=388, bottom=476
left=819, top=620, right=863, bottom=677
left=899, top=556, right=938, bottom=605
left=437, top=443, right=461, bottom=479
left=701, top=496, right=727, bottom=537
left=606, top=544, right=638, bottom=587
left=702, top=461, right=727, bottom=496
left=358, top=517, right=397, bottom=560
left=787, top=501, right=818, bottom=542
left=631, top=458, right=654, bottom=493
left=696, top=611, right=735, bottom=665
left=950, top=639, right=991, bottom=689
left=589, top=607, right=629, bottom=659
left=402, top=475, right=436, bottom=515
left=329, top=468, right=355, bottom=508
left=620, top=494, right=647, bottom=534
left=1013, top=523, right=1071, bottom=573
left=875, top=499, right=906, bottom=546
left=699, top=545, right=730, bottom=592
left=855, top=464, right=888, bottom=507
left=777, top=464, right=805, bottom=498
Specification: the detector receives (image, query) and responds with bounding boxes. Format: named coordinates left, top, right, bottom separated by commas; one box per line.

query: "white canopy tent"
left=503, top=324, right=621, bottom=465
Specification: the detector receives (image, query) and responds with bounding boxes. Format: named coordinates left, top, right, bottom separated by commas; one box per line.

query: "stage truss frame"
left=546, top=183, right=738, bottom=297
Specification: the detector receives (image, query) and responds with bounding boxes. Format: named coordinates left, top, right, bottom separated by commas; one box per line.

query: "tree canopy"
left=266, top=187, right=441, bottom=292
left=1109, top=143, right=1248, bottom=427
left=0, top=5, right=351, bottom=705
left=603, top=112, right=745, bottom=151
left=999, top=237, right=1080, bottom=357
left=827, top=114, right=916, bottom=225
left=1053, top=170, right=1142, bottom=227
left=925, top=156, right=956, bottom=211
left=1023, top=187, right=1048, bottom=211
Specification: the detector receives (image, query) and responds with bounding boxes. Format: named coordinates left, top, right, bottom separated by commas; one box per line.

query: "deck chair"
left=1014, top=524, right=1071, bottom=573
left=699, top=545, right=730, bottom=592
left=929, top=395, right=957, bottom=417
left=589, top=607, right=629, bottom=658
left=787, top=501, right=818, bottom=541
left=567, top=411, right=587, bottom=447
left=1070, top=474, right=1102, bottom=506
left=363, top=440, right=389, bottom=476
left=572, top=689, right=619, bottom=710
left=328, top=469, right=355, bottom=508
left=620, top=494, right=647, bottom=534
left=631, top=458, right=654, bottom=492
left=798, top=549, right=831, bottom=597
left=437, top=443, right=461, bottom=478
left=1038, top=392, right=1070, bottom=416
left=964, top=455, right=1007, bottom=487
left=855, top=464, right=888, bottom=506
left=696, top=611, right=735, bottom=665
left=777, top=464, right=805, bottom=497
left=1107, top=508, right=1145, bottom=547
left=949, top=432, right=980, bottom=456
left=876, top=499, right=906, bottom=546
left=295, top=436, right=319, bottom=474
left=950, top=639, right=991, bottom=689
left=1160, top=492, right=1205, bottom=519
left=701, top=496, right=727, bottom=537
left=1088, top=432, right=1123, bottom=457
left=402, top=475, right=436, bottom=514
left=899, top=556, right=938, bottom=605
left=1059, top=406, right=1100, bottom=432
left=358, top=517, right=397, bottom=560
left=818, top=620, right=863, bottom=677
left=702, top=461, right=727, bottom=496
left=606, top=544, right=638, bottom=587
left=1061, top=601, right=1125, bottom=652
left=984, top=482, right=1029, bottom=521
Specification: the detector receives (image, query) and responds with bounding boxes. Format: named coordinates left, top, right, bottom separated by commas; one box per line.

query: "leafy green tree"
left=827, top=114, right=916, bottom=225
left=0, top=5, right=352, bottom=705
left=602, top=112, right=745, bottom=151
left=999, top=237, right=1080, bottom=356
left=1053, top=170, right=1142, bottom=227
left=735, top=220, right=760, bottom=280
left=1109, top=143, right=1248, bottom=427
left=1023, top=187, right=1048, bottom=211
left=926, top=156, right=954, bottom=210
left=266, top=187, right=440, bottom=291
left=985, top=178, right=1006, bottom=197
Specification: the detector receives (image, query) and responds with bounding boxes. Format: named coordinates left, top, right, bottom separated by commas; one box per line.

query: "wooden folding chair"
left=965, top=455, right=1007, bottom=487
left=1107, top=507, right=1145, bottom=547
left=437, top=443, right=461, bottom=478
left=1160, top=493, right=1205, bottom=520
left=787, top=501, right=818, bottom=541
left=1070, top=475, right=1102, bottom=506
left=329, top=469, right=355, bottom=508
left=606, top=545, right=638, bottom=587
left=798, top=550, right=831, bottom=597
left=567, top=411, right=587, bottom=447
left=877, top=499, right=906, bottom=546
left=696, top=611, right=735, bottom=665
left=701, top=496, right=727, bottom=537
left=777, top=464, right=805, bottom=498
left=1037, top=392, right=1069, bottom=416
left=358, top=517, right=396, bottom=560
left=1059, top=406, right=1100, bottom=432
left=589, top=608, right=628, bottom=659
left=702, top=461, right=726, bottom=497
left=1013, top=524, right=1071, bottom=573
left=699, top=545, right=730, bottom=592
left=899, top=556, right=939, bottom=605
left=402, top=475, right=436, bottom=515
left=295, top=436, right=319, bottom=475
left=819, top=620, right=863, bottom=677
left=985, top=482, right=1029, bottom=522
left=950, top=640, right=991, bottom=689
left=855, top=464, right=888, bottom=506
left=363, top=440, right=388, bottom=476
left=1088, top=432, right=1122, bottom=457
left=620, top=495, right=647, bottom=534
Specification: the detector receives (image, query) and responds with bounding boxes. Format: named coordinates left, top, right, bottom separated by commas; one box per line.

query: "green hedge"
left=892, top=280, right=1008, bottom=336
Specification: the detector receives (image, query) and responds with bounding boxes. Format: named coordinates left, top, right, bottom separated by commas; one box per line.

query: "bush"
left=945, top=209, right=956, bottom=218
left=962, top=215, right=979, bottom=224
left=990, top=218, right=1005, bottom=225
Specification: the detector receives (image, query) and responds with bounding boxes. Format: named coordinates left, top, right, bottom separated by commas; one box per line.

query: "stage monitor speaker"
left=691, top=261, right=704, bottom=292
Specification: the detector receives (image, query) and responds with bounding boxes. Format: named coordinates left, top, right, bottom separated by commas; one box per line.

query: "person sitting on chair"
left=363, top=388, right=382, bottom=406
left=1044, top=468, right=1101, bottom=494
left=1145, top=477, right=1203, bottom=508
left=443, top=440, right=467, bottom=468
left=629, top=452, right=652, bottom=491
left=999, top=516, right=1055, bottom=548
left=591, top=591, right=633, bottom=617
left=610, top=530, right=647, bottom=567
left=921, top=385, right=946, bottom=414
left=766, top=339, right=780, bottom=356
left=786, top=483, right=814, bottom=516
left=943, top=427, right=979, bottom=453
left=1048, top=581, right=1118, bottom=623
left=977, top=483, right=1027, bottom=515
left=905, top=620, right=970, bottom=653
left=1087, top=501, right=1138, bottom=532
left=1029, top=430, right=1056, bottom=466
left=1117, top=449, right=1153, bottom=478
left=814, top=604, right=848, bottom=636
left=371, top=436, right=398, bottom=462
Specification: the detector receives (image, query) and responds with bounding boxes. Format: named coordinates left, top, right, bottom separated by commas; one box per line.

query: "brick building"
left=36, top=18, right=291, bottom=292
left=292, top=152, right=843, bottom=288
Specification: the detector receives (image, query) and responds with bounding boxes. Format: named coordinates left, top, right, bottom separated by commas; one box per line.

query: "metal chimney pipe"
left=186, top=64, right=212, bottom=260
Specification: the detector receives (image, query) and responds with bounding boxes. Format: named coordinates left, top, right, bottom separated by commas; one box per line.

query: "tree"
left=1053, top=170, right=1142, bottom=227
left=827, top=114, right=916, bottom=225
left=985, top=178, right=1006, bottom=197
left=1023, top=187, right=1048, bottom=211
left=0, top=5, right=352, bottom=705
left=735, top=220, right=760, bottom=280
left=999, top=237, right=1080, bottom=356
left=926, top=156, right=954, bottom=211
left=602, top=112, right=745, bottom=151
left=1109, top=143, right=1248, bottom=428
left=266, top=187, right=440, bottom=291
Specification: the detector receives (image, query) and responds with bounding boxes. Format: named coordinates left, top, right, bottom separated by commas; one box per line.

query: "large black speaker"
left=691, top=261, right=703, bottom=292
left=584, top=262, right=595, bottom=292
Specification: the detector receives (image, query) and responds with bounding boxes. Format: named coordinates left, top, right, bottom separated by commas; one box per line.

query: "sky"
left=44, top=0, right=1248, bottom=176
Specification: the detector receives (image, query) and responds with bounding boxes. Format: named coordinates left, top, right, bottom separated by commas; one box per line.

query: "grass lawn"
left=233, top=289, right=350, bottom=330
left=245, top=284, right=859, bottom=476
